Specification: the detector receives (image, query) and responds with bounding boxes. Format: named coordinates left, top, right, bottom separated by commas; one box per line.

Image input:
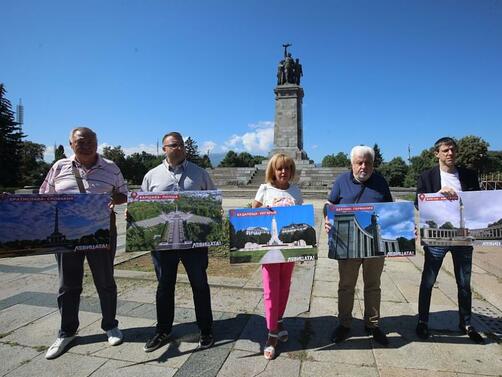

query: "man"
left=415, top=137, right=483, bottom=343
left=40, top=127, right=128, bottom=359
left=326, top=145, right=393, bottom=345
left=141, top=131, right=216, bottom=352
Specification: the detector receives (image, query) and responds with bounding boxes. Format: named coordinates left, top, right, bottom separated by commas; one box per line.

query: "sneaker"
left=459, top=325, right=484, bottom=344
left=106, top=327, right=123, bottom=346
left=45, top=336, right=76, bottom=360
left=331, top=325, right=351, bottom=344
left=197, top=332, right=214, bottom=350
left=143, top=332, right=171, bottom=353
left=365, top=326, right=389, bottom=346
left=416, top=322, right=429, bottom=340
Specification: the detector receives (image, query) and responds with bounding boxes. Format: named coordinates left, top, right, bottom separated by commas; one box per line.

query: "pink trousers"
left=261, top=262, right=295, bottom=332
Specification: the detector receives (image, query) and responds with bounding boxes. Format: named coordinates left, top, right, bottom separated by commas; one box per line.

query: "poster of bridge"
left=418, top=190, right=502, bottom=247
left=326, top=202, right=416, bottom=259
left=0, top=194, right=111, bottom=258
left=126, top=190, right=223, bottom=251
left=228, top=204, right=317, bottom=264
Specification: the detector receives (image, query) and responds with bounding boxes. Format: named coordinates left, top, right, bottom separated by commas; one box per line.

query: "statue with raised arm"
left=282, top=43, right=292, bottom=58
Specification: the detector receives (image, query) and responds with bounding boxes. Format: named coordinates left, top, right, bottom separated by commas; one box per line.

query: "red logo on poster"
left=130, top=192, right=138, bottom=199
left=418, top=193, right=425, bottom=201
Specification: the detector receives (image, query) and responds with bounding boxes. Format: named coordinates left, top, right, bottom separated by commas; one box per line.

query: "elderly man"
left=326, top=145, right=393, bottom=345
left=40, top=127, right=128, bottom=359
left=415, top=137, right=483, bottom=343
left=141, top=131, right=216, bottom=352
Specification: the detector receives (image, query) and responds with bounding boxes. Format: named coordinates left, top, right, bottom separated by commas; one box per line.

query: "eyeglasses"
left=163, top=143, right=184, bottom=149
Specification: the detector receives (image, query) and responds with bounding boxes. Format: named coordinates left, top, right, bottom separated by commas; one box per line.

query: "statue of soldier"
left=277, top=60, right=285, bottom=85
left=295, top=58, right=303, bottom=85
left=284, top=53, right=294, bottom=83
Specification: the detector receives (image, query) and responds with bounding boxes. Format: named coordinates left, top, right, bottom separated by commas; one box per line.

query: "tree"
left=219, top=151, right=239, bottom=167
left=19, top=141, right=50, bottom=186
left=373, top=143, right=383, bottom=168
left=439, top=221, right=455, bottom=229
left=200, top=154, right=213, bottom=169
left=0, top=84, right=25, bottom=187
left=425, top=220, right=438, bottom=228
left=184, top=137, right=202, bottom=165
left=484, top=151, right=502, bottom=174
left=378, top=157, right=409, bottom=187
left=456, top=135, right=489, bottom=173
left=54, top=144, right=66, bottom=162
left=218, top=150, right=265, bottom=167
left=403, top=148, right=436, bottom=187
left=102, top=145, right=127, bottom=172
left=321, top=152, right=350, bottom=168
left=122, top=152, right=162, bottom=184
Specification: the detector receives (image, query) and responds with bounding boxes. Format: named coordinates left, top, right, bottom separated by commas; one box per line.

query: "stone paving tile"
left=377, top=367, right=457, bottom=377
left=122, top=303, right=157, bottom=320
left=216, top=349, right=289, bottom=377
left=4, top=352, right=106, bottom=377
left=116, top=283, right=157, bottom=304
left=309, top=296, right=337, bottom=317
left=0, top=274, right=57, bottom=300
left=0, top=303, right=57, bottom=335
left=300, top=360, right=378, bottom=377
left=312, top=280, right=337, bottom=298
left=0, top=342, right=41, bottom=376
left=89, top=359, right=176, bottom=377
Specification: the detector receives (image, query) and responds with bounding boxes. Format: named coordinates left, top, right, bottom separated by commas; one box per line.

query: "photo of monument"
left=126, top=190, right=223, bottom=251
left=418, top=190, right=502, bottom=247
left=0, top=194, right=111, bottom=258
left=229, top=204, right=317, bottom=264
left=326, top=202, right=416, bottom=259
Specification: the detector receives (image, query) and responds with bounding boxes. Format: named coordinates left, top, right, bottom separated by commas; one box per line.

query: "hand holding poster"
left=418, top=190, right=502, bottom=247
left=126, top=190, right=223, bottom=251
left=229, top=204, right=317, bottom=264
left=326, top=202, right=416, bottom=259
left=0, top=194, right=111, bottom=258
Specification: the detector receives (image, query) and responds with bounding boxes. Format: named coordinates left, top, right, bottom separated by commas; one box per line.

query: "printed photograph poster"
left=126, top=190, right=223, bottom=251
left=326, top=202, right=416, bottom=259
left=0, top=194, right=111, bottom=258
left=229, top=204, right=317, bottom=265
left=418, top=190, right=502, bottom=247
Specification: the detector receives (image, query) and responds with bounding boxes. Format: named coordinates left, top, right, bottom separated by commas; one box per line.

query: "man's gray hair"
left=350, top=145, right=375, bottom=163
left=69, top=127, right=97, bottom=143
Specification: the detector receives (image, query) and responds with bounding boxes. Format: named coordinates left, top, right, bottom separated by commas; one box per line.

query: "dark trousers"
left=418, top=245, right=473, bottom=326
left=151, top=248, right=213, bottom=335
left=56, top=245, right=118, bottom=337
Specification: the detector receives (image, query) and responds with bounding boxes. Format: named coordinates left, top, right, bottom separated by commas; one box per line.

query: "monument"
left=267, top=43, right=312, bottom=166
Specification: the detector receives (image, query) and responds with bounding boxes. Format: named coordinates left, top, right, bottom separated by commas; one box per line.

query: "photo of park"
left=326, top=202, right=416, bottom=259
left=126, top=190, right=223, bottom=251
left=228, top=204, right=317, bottom=264
left=418, top=190, right=502, bottom=247
left=0, top=194, right=111, bottom=258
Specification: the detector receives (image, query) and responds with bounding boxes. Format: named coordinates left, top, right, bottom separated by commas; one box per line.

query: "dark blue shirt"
left=328, top=171, right=393, bottom=204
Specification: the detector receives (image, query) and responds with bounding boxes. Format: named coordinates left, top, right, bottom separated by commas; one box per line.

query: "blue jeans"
left=418, top=246, right=473, bottom=326
left=151, top=248, right=213, bottom=335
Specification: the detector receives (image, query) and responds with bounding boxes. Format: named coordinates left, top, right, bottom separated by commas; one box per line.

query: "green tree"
left=218, top=150, right=265, bottom=167
left=219, top=151, right=239, bottom=167
left=200, top=154, right=213, bottom=169
left=184, top=137, right=202, bottom=165
left=54, top=144, right=66, bottom=162
left=456, top=135, right=489, bottom=173
left=19, top=141, right=50, bottom=186
left=440, top=221, right=455, bottom=229
left=403, top=148, right=436, bottom=187
left=102, top=145, right=127, bottom=173
left=321, top=152, right=350, bottom=168
left=373, top=143, right=383, bottom=168
left=425, top=220, right=438, bottom=228
left=378, top=157, right=409, bottom=187
left=484, top=151, right=502, bottom=173
left=123, top=152, right=163, bottom=184
left=0, top=84, right=25, bottom=187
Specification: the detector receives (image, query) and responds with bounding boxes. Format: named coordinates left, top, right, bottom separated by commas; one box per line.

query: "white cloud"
left=201, top=141, right=217, bottom=155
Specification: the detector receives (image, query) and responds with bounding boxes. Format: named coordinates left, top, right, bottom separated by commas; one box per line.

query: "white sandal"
left=278, top=320, right=289, bottom=342
left=264, top=333, right=278, bottom=360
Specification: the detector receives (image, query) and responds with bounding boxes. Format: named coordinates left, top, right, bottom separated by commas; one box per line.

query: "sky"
left=2, top=0, right=502, bottom=163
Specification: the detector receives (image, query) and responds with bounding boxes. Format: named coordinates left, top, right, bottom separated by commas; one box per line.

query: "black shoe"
left=459, top=325, right=484, bottom=344
left=197, top=332, right=214, bottom=350
left=365, top=326, right=389, bottom=346
left=143, top=332, right=171, bottom=353
left=331, top=325, right=351, bottom=344
left=416, top=322, right=429, bottom=340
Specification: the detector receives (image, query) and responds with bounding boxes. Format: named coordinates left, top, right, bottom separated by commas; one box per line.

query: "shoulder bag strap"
left=71, top=161, right=87, bottom=194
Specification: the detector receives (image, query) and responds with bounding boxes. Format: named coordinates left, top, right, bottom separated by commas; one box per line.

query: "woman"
left=252, top=153, right=303, bottom=360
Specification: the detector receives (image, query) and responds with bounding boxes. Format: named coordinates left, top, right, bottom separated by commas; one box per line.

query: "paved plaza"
left=0, top=198, right=501, bottom=377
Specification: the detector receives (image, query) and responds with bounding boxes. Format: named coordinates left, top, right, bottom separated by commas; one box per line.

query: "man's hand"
left=439, top=186, right=458, bottom=200
left=324, top=216, right=332, bottom=233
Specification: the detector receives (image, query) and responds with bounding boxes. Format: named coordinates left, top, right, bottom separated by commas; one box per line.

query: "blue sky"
left=2, top=0, right=501, bottom=163
left=230, top=205, right=314, bottom=232
left=0, top=194, right=110, bottom=241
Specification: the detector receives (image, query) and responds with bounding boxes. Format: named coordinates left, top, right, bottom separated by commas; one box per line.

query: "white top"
left=254, top=183, right=303, bottom=207
left=440, top=169, right=462, bottom=193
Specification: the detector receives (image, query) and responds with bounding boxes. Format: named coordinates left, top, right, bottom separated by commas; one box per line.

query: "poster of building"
left=0, top=194, right=111, bottom=258
left=326, top=202, right=416, bottom=259
left=126, top=190, right=223, bottom=251
left=418, top=190, right=502, bottom=247
left=229, top=204, right=317, bottom=264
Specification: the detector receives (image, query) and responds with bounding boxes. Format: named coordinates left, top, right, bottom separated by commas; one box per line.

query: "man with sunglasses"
left=415, top=137, right=483, bottom=343
left=141, top=131, right=216, bottom=352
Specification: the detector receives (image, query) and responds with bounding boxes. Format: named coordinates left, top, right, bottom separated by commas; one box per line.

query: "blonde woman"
left=252, top=153, right=303, bottom=360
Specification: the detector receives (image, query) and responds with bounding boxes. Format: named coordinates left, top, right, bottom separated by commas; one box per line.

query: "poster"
left=229, top=204, right=317, bottom=264
left=126, top=190, right=223, bottom=251
left=418, top=190, right=502, bottom=247
left=0, top=194, right=111, bottom=258
left=326, top=202, right=416, bottom=259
